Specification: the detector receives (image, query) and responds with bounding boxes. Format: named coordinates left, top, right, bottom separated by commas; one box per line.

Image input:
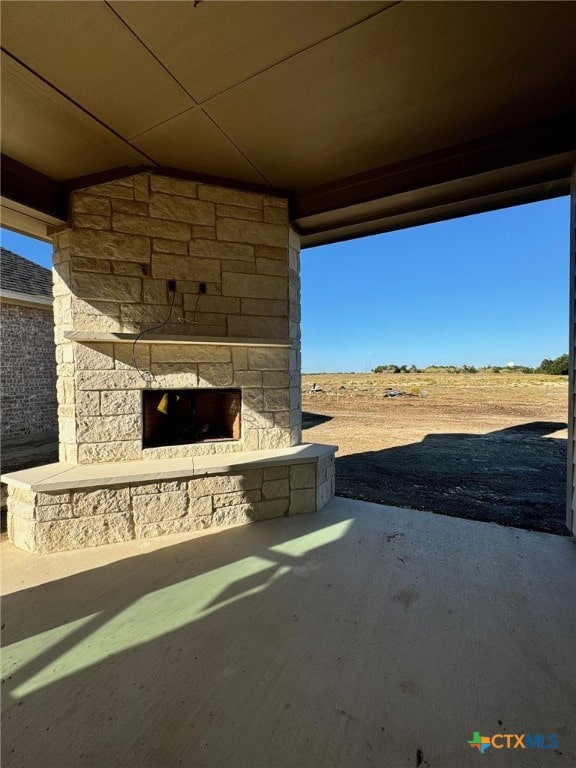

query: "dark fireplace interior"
left=142, top=389, right=241, bottom=448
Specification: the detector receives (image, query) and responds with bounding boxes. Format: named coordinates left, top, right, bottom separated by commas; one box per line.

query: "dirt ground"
left=302, top=371, right=569, bottom=535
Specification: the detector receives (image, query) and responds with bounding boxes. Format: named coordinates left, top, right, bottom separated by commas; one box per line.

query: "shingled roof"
left=0, top=247, right=53, bottom=298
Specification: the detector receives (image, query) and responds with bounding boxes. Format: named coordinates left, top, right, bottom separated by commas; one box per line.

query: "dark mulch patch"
left=335, top=421, right=569, bottom=536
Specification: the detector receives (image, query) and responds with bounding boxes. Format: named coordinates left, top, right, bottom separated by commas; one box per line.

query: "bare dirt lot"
left=302, top=371, right=569, bottom=535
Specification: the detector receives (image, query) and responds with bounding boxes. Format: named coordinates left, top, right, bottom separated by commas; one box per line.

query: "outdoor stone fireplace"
left=142, top=389, right=241, bottom=447
left=2, top=172, right=336, bottom=553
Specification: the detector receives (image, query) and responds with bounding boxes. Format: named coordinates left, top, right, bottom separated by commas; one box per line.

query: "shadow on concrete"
left=1, top=511, right=357, bottom=767
left=1, top=432, right=59, bottom=533
left=336, top=421, right=569, bottom=535
left=3, top=498, right=575, bottom=768
left=0, top=432, right=59, bottom=475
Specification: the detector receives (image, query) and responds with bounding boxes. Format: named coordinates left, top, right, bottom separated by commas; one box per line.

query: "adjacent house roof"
left=0, top=247, right=53, bottom=305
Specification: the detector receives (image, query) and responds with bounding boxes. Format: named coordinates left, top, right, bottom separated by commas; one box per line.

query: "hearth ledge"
left=1, top=443, right=337, bottom=493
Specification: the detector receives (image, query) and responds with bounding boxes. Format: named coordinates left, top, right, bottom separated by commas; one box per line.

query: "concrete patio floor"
left=2, top=497, right=575, bottom=768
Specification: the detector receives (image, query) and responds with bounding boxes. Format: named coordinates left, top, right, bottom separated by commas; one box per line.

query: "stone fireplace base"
left=3, top=444, right=336, bottom=554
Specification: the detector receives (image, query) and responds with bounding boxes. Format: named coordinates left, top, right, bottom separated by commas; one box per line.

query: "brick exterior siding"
left=1, top=302, right=58, bottom=438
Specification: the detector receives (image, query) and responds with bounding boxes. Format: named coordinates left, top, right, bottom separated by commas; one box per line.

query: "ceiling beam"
left=298, top=177, right=569, bottom=248
left=294, top=112, right=576, bottom=220
left=1, top=154, right=67, bottom=222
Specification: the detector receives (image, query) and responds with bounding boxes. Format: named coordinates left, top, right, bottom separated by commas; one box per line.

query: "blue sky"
left=301, top=197, right=569, bottom=372
left=1, top=196, right=569, bottom=372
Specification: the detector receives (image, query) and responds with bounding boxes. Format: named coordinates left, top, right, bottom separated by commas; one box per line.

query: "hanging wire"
left=132, top=288, right=176, bottom=386
left=177, top=290, right=202, bottom=324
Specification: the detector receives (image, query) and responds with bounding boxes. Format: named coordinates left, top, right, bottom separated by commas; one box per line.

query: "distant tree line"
left=535, top=354, right=569, bottom=375
left=372, top=353, right=569, bottom=376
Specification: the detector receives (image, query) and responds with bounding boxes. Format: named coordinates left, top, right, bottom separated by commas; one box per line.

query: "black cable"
left=132, top=288, right=176, bottom=386
left=177, top=290, right=201, bottom=325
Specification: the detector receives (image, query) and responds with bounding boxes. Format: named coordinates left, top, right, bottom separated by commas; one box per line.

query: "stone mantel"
left=64, top=331, right=292, bottom=347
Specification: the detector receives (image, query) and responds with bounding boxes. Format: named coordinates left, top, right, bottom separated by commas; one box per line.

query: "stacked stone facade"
left=60, top=341, right=297, bottom=463
left=0, top=302, right=57, bottom=438
left=52, top=173, right=301, bottom=463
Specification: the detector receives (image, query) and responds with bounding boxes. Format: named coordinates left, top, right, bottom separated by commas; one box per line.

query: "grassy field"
left=303, top=370, right=568, bottom=407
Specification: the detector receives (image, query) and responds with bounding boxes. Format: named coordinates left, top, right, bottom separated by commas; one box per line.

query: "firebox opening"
left=142, top=389, right=241, bottom=448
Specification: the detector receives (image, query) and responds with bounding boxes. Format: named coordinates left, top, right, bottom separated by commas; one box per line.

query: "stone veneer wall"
left=0, top=302, right=58, bottom=438
left=7, top=453, right=335, bottom=554
left=52, top=173, right=301, bottom=464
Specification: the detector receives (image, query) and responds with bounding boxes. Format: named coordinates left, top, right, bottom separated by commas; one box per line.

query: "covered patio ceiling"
left=1, top=1, right=575, bottom=246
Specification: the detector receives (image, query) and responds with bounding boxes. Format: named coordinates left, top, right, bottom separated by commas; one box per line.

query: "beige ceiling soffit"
left=100, top=1, right=273, bottom=182
left=1, top=0, right=194, bottom=139
left=130, top=108, right=270, bottom=186
left=206, top=3, right=576, bottom=189
left=109, top=1, right=398, bottom=105
left=126, top=106, right=197, bottom=143
left=196, top=109, right=271, bottom=186
left=104, top=0, right=198, bottom=105
left=197, top=1, right=401, bottom=104
left=124, top=99, right=273, bottom=184
left=1, top=52, right=153, bottom=178
left=123, top=104, right=269, bottom=185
